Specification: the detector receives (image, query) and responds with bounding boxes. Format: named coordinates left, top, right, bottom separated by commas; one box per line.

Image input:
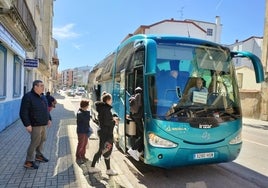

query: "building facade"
left=124, top=16, right=222, bottom=43
left=73, top=66, right=92, bottom=88
left=60, top=66, right=92, bottom=89
left=0, top=0, right=58, bottom=132
left=61, top=69, right=73, bottom=89
left=261, top=0, right=268, bottom=120
left=228, top=36, right=263, bottom=119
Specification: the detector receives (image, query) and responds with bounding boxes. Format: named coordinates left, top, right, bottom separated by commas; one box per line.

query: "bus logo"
left=202, top=132, right=210, bottom=140
left=199, top=124, right=212, bottom=129
left=165, top=125, right=187, bottom=132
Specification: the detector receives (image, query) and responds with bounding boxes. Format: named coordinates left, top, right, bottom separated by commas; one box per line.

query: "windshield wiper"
left=219, top=110, right=240, bottom=119
left=165, top=105, right=198, bottom=119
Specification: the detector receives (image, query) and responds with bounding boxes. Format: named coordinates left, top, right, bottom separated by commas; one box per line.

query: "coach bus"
left=88, top=34, right=264, bottom=168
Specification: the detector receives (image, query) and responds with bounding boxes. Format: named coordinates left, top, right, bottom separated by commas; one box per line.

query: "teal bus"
left=88, top=34, right=264, bottom=168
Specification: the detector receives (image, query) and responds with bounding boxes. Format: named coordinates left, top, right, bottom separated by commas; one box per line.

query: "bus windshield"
left=148, top=43, right=241, bottom=124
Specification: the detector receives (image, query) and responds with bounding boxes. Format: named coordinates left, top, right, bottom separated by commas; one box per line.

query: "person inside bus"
left=187, top=77, right=208, bottom=103
left=127, top=87, right=144, bottom=161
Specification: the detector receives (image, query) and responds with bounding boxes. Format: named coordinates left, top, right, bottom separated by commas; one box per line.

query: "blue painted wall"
left=0, top=99, right=21, bottom=132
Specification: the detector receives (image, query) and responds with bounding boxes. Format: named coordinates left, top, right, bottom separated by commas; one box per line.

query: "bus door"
left=125, top=66, right=144, bottom=151
left=115, top=69, right=127, bottom=152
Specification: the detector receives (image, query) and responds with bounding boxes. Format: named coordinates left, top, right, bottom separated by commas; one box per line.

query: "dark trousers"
left=131, top=116, right=144, bottom=152
left=91, top=132, right=113, bottom=170
left=76, top=133, right=88, bottom=160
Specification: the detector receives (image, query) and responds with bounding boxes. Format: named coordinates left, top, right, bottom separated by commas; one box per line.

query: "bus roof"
left=118, top=34, right=227, bottom=51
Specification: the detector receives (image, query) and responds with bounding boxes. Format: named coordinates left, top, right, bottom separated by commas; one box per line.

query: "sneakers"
left=76, top=157, right=89, bottom=165
left=106, top=169, right=118, bottom=176
left=35, top=155, right=49, bottom=163
left=88, top=167, right=101, bottom=173
left=127, top=148, right=140, bottom=161
left=24, top=161, right=38, bottom=169
left=82, top=157, right=89, bottom=162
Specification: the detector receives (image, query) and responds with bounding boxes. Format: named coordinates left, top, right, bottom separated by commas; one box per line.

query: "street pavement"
left=0, top=94, right=89, bottom=188
left=243, top=117, right=268, bottom=129
left=0, top=93, right=268, bottom=188
left=0, top=93, right=139, bottom=188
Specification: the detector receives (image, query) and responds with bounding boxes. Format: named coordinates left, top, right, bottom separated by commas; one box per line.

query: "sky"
left=53, top=0, right=266, bottom=71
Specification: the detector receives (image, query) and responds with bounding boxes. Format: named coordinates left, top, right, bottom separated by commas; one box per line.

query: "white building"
left=228, top=36, right=263, bottom=68
left=126, top=16, right=222, bottom=43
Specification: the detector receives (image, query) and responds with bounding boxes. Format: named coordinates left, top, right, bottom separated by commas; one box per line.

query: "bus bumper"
left=144, top=141, right=242, bottom=169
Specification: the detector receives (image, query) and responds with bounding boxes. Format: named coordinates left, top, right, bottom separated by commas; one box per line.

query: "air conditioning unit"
left=0, top=0, right=12, bottom=9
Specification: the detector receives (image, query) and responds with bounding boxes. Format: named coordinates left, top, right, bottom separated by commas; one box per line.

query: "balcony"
left=0, top=0, right=36, bottom=51
left=52, top=57, right=59, bottom=66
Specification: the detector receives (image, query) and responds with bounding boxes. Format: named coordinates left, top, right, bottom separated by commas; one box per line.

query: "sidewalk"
left=0, top=94, right=139, bottom=188
left=0, top=94, right=90, bottom=188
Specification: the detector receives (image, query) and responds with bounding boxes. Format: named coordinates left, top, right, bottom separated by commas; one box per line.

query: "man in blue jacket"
left=20, top=80, right=52, bottom=169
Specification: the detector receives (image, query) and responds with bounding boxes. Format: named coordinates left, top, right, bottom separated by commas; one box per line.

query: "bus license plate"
left=194, top=152, right=214, bottom=159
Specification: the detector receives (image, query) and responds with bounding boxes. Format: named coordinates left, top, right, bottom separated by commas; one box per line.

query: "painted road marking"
left=186, top=181, right=207, bottom=188
left=243, top=139, right=268, bottom=147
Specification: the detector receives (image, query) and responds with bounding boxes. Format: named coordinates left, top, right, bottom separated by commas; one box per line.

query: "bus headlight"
left=229, top=132, right=242, bottom=145
left=148, top=133, right=177, bottom=148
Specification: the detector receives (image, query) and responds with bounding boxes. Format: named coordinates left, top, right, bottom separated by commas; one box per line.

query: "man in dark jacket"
left=20, top=80, right=51, bottom=169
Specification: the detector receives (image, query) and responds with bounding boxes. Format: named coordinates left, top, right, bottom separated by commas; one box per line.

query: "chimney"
left=215, top=16, right=220, bottom=25
left=214, top=16, right=222, bottom=43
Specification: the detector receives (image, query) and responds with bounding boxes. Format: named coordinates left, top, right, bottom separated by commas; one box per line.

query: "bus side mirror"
left=231, top=51, right=264, bottom=83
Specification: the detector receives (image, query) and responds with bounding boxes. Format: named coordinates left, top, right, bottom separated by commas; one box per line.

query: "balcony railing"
left=13, top=0, right=36, bottom=45
left=0, top=0, right=36, bottom=51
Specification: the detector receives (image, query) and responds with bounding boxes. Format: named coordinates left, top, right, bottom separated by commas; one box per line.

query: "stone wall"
left=239, top=92, right=262, bottom=119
